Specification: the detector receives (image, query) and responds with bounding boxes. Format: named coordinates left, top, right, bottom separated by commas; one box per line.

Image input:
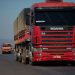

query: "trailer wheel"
left=29, top=59, right=36, bottom=66
left=21, top=48, right=29, bottom=64
left=18, top=55, right=22, bottom=62
left=16, top=52, right=22, bottom=62
left=2, top=51, right=5, bottom=54
left=22, top=57, right=29, bottom=64
left=29, top=53, right=35, bottom=65
left=22, top=54, right=26, bottom=64
left=22, top=56, right=25, bottom=64
left=29, top=60, right=34, bottom=65
left=15, top=56, right=19, bottom=61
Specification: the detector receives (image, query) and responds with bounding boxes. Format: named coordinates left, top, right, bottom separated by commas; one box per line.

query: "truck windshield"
left=2, top=44, right=11, bottom=47
left=35, top=8, right=75, bottom=26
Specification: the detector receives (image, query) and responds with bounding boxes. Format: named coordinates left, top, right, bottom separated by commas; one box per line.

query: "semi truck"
left=2, top=43, right=12, bottom=54
left=13, top=0, right=75, bottom=65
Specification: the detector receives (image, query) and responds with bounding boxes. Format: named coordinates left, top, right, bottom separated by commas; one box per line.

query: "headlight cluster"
left=66, top=48, right=72, bottom=50
left=66, top=48, right=75, bottom=50
left=36, top=53, right=42, bottom=57
left=72, top=48, right=75, bottom=50
left=43, top=48, right=48, bottom=50
left=41, top=32, right=46, bottom=35
left=34, top=48, right=42, bottom=51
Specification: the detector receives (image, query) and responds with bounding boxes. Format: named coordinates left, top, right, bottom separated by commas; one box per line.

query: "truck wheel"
left=21, top=53, right=26, bottom=64
left=18, top=55, right=22, bottom=62
left=14, top=51, right=19, bottom=61
left=22, top=57, right=29, bottom=64
left=29, top=60, right=33, bottom=65
left=15, top=56, right=19, bottom=61
left=22, top=49, right=29, bottom=64
left=22, top=56, right=25, bottom=64
left=2, top=51, right=4, bottom=54
left=8, top=51, right=11, bottom=54
left=29, top=53, right=35, bottom=65
left=29, top=59, right=36, bottom=65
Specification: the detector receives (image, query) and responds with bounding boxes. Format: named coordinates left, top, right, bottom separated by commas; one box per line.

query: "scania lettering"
left=50, top=27, right=64, bottom=30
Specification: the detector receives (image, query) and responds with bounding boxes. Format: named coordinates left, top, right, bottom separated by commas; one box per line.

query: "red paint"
left=15, top=32, right=30, bottom=44
left=32, top=26, right=41, bottom=44
left=14, top=0, right=75, bottom=63
left=31, top=0, right=75, bottom=62
left=32, top=2, right=75, bottom=8
left=32, top=51, right=75, bottom=62
left=73, top=27, right=75, bottom=47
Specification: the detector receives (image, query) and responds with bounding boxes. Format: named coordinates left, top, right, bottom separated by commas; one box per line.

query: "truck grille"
left=40, top=26, right=73, bottom=51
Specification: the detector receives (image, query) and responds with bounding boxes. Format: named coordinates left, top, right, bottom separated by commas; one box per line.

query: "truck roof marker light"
left=45, top=0, right=63, bottom=3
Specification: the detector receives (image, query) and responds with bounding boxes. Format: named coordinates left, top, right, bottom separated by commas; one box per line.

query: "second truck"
left=2, top=43, right=12, bottom=54
left=14, top=0, right=75, bottom=65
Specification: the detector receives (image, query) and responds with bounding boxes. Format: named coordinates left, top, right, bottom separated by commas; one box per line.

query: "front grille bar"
left=40, top=26, right=73, bottom=50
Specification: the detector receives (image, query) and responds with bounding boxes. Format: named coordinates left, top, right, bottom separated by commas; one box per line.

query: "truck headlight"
left=72, top=48, right=75, bottom=50
left=66, top=48, right=72, bottom=50
left=34, top=48, right=42, bottom=51
left=43, top=48, right=48, bottom=50
left=36, top=53, right=42, bottom=57
left=73, top=53, right=75, bottom=55
left=41, top=32, right=46, bottom=35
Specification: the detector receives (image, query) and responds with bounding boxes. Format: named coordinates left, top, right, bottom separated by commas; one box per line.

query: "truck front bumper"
left=32, top=51, right=75, bottom=62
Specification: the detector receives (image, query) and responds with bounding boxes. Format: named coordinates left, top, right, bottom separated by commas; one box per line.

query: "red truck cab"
left=29, top=0, right=75, bottom=63
left=14, top=0, right=75, bottom=65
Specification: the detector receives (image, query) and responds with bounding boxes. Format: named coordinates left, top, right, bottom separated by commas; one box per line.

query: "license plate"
left=53, top=55, right=61, bottom=58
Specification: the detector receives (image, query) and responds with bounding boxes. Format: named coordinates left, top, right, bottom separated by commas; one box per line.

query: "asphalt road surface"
left=0, top=54, right=75, bottom=75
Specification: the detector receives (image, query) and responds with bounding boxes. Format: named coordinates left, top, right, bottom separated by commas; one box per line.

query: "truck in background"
left=2, top=43, right=12, bottom=54
left=13, top=0, right=75, bottom=65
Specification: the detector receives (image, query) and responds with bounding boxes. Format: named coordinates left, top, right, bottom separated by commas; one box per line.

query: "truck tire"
left=29, top=52, right=35, bottom=65
left=21, top=53, right=26, bottom=64
left=18, top=48, right=22, bottom=62
left=29, top=58, right=36, bottom=66
left=22, top=57, right=29, bottom=64
left=15, top=52, right=19, bottom=61
left=29, top=60, right=34, bottom=65
left=2, top=51, right=5, bottom=54
left=22, top=56, right=25, bottom=64
left=22, top=48, right=29, bottom=64
left=8, top=51, right=11, bottom=54
left=15, top=52, right=22, bottom=62
left=15, top=56, right=19, bottom=61
left=18, top=56, right=22, bottom=62
left=18, top=52, right=22, bottom=62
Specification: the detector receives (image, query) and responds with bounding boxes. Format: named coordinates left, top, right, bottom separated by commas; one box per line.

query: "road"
left=0, top=54, right=75, bottom=75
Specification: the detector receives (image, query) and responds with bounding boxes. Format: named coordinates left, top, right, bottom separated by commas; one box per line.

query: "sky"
left=0, top=0, right=75, bottom=42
